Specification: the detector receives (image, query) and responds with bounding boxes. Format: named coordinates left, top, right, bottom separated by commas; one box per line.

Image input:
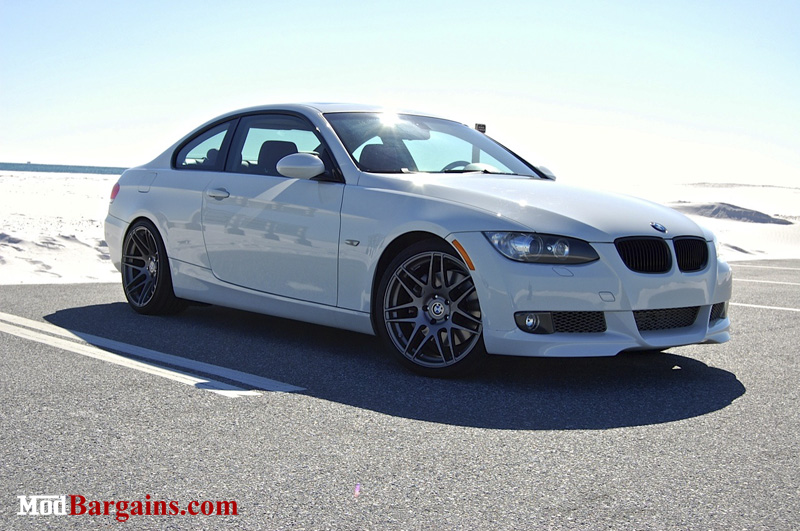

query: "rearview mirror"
left=276, top=153, right=326, bottom=180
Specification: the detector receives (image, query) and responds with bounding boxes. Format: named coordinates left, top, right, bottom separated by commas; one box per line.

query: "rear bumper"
left=104, top=213, right=126, bottom=272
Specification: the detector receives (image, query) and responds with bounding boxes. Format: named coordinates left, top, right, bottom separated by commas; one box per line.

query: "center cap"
left=147, top=258, right=157, bottom=275
left=426, top=295, right=448, bottom=321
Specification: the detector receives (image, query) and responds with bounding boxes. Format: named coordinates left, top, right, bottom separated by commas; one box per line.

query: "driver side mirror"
left=277, top=153, right=327, bottom=180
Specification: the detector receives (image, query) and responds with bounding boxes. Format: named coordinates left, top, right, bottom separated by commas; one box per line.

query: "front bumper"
left=449, top=232, right=732, bottom=357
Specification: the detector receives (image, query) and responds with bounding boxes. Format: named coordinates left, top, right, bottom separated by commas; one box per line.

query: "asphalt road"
left=0, top=260, right=798, bottom=529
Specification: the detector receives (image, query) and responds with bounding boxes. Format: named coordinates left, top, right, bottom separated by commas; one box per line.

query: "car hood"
left=368, top=173, right=706, bottom=242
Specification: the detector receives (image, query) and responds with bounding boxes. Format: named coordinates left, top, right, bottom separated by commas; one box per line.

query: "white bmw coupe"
left=105, top=104, right=731, bottom=376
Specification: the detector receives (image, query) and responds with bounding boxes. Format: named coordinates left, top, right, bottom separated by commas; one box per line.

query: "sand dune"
left=670, top=202, right=793, bottom=225
left=633, top=182, right=800, bottom=262
left=1, top=172, right=798, bottom=284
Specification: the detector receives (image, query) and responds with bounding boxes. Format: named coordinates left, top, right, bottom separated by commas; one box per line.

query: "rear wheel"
left=121, top=219, right=187, bottom=315
left=377, top=239, right=486, bottom=377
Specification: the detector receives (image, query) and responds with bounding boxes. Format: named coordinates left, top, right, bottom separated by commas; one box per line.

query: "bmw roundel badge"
left=650, top=222, right=667, bottom=233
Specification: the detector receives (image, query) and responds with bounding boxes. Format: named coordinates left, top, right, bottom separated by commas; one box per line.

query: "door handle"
left=206, top=188, right=230, bottom=200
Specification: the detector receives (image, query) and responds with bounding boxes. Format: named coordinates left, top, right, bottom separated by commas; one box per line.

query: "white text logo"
left=17, top=495, right=67, bottom=516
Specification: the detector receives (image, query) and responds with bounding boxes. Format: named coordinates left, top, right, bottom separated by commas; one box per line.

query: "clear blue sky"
left=1, top=0, right=798, bottom=187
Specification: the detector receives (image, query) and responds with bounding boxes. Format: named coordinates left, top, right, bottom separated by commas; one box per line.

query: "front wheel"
left=376, top=239, right=486, bottom=377
left=121, top=219, right=187, bottom=315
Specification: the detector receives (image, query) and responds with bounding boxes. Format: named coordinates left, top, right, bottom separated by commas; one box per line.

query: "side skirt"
left=170, top=259, right=375, bottom=336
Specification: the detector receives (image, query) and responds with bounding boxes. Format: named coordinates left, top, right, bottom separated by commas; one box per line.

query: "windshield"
left=325, top=112, right=539, bottom=177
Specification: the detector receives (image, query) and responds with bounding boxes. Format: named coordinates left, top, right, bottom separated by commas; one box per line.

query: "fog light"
left=515, top=312, right=555, bottom=334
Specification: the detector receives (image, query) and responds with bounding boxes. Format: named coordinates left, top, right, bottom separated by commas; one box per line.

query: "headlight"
left=483, top=232, right=599, bottom=264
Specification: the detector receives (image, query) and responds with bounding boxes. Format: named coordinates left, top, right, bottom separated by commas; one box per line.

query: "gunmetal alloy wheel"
left=121, top=220, right=186, bottom=315
left=379, top=240, right=485, bottom=375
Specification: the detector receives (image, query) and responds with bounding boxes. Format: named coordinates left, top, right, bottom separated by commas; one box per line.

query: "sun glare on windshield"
left=379, top=113, right=402, bottom=127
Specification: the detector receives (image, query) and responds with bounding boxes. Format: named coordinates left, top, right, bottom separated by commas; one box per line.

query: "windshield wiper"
left=442, top=169, right=518, bottom=175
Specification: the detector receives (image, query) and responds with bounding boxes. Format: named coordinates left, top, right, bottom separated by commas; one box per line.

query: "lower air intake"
left=709, top=302, right=727, bottom=323
left=551, top=312, right=607, bottom=333
left=634, top=307, right=699, bottom=332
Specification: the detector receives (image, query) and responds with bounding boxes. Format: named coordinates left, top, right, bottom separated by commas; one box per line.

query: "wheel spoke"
left=145, top=230, right=157, bottom=252
left=390, top=275, right=420, bottom=303
left=430, top=330, right=444, bottom=361
left=137, top=277, right=155, bottom=306
left=426, top=253, right=440, bottom=290
left=385, top=301, right=417, bottom=313
left=449, top=320, right=480, bottom=334
left=457, top=283, right=476, bottom=302
left=402, top=324, right=426, bottom=358
left=124, top=270, right=146, bottom=291
left=453, top=308, right=482, bottom=327
left=123, top=263, right=139, bottom=271
left=386, top=315, right=419, bottom=324
left=398, top=265, right=426, bottom=292
left=432, top=329, right=455, bottom=363
left=410, top=335, right=432, bottom=360
left=124, top=263, right=147, bottom=274
left=448, top=276, right=474, bottom=302
left=439, top=253, right=448, bottom=289
left=131, top=230, right=151, bottom=255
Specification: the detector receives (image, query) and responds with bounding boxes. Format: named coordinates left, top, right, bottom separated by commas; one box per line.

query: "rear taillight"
left=110, top=182, right=120, bottom=202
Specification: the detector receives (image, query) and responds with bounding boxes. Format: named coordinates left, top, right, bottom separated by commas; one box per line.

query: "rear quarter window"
left=174, top=121, right=234, bottom=171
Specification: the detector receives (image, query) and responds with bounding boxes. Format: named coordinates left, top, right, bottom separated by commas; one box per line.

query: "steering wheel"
left=441, top=160, right=471, bottom=172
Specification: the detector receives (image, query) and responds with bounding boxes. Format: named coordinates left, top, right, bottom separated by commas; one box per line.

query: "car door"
left=201, top=113, right=344, bottom=306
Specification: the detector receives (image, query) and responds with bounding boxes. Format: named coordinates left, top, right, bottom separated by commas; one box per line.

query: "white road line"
left=0, top=311, right=305, bottom=395
left=0, top=320, right=260, bottom=397
left=734, top=279, right=800, bottom=286
left=730, top=303, right=800, bottom=313
left=0, top=311, right=304, bottom=393
left=732, top=264, right=800, bottom=271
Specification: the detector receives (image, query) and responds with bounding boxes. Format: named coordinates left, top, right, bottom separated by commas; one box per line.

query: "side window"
left=226, top=114, right=328, bottom=177
left=175, top=121, right=233, bottom=171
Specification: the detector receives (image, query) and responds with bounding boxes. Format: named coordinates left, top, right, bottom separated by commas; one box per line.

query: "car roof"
left=215, top=103, right=443, bottom=119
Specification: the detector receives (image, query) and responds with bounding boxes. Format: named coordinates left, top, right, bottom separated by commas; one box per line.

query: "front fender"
left=337, top=185, right=528, bottom=313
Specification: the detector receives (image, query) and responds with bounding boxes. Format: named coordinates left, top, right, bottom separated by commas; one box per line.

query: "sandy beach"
left=0, top=170, right=798, bottom=285
left=0, top=171, right=118, bottom=284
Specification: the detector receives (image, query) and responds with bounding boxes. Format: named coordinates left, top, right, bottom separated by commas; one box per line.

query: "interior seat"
left=253, top=140, right=298, bottom=176
left=359, top=144, right=416, bottom=172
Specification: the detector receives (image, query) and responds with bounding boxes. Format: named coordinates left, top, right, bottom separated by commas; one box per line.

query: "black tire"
left=121, top=219, right=187, bottom=315
left=376, top=239, right=486, bottom=377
